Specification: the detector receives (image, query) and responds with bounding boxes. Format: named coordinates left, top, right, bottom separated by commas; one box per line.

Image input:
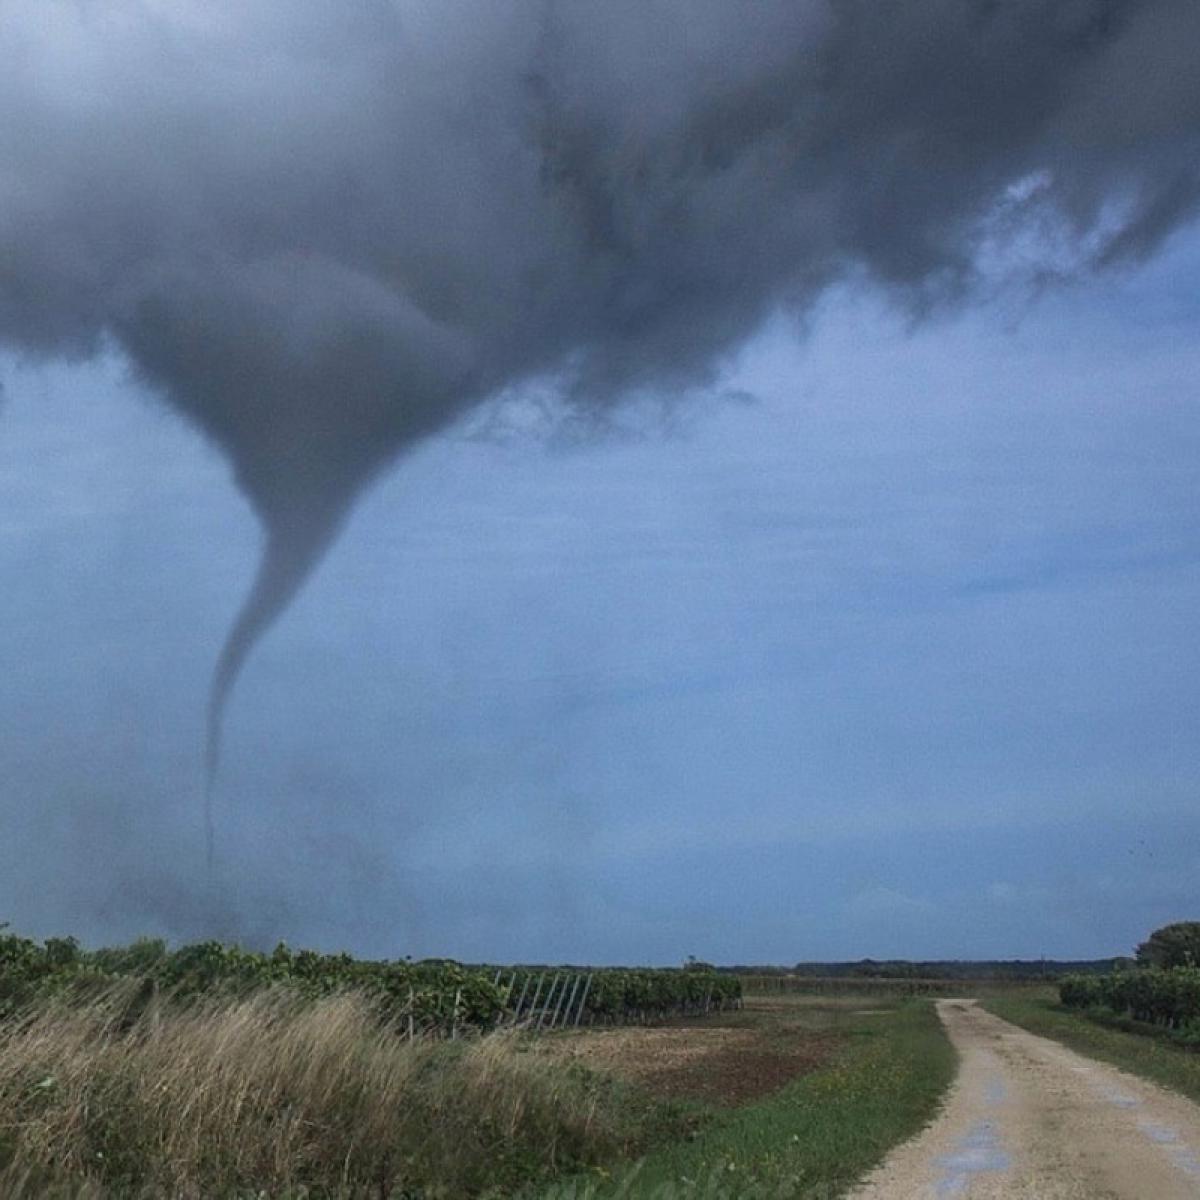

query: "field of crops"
left=742, top=974, right=978, bottom=997
left=734, top=969, right=1056, bottom=998
left=0, top=928, right=740, bottom=1035
left=1060, top=966, right=1200, bottom=1039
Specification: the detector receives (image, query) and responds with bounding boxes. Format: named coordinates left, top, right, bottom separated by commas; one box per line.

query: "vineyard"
left=498, top=964, right=740, bottom=1029
left=1060, top=966, right=1200, bottom=1041
left=0, top=928, right=739, bottom=1035
left=742, top=974, right=985, bottom=997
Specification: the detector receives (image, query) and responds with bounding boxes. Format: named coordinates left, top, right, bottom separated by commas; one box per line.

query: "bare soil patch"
left=534, top=1006, right=841, bottom=1106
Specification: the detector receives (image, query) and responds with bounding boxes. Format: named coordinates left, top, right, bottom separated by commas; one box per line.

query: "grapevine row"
left=1059, top=966, right=1200, bottom=1037
left=1, top=929, right=739, bottom=1034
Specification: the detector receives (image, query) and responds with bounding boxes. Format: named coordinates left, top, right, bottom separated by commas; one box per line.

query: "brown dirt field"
left=532, top=1003, right=842, bottom=1106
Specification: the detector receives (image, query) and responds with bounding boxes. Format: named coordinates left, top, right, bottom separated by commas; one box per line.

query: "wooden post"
left=511, top=973, right=532, bottom=1025
left=535, top=974, right=561, bottom=1031
left=550, top=974, right=575, bottom=1029
left=573, top=974, right=593, bottom=1027
left=525, top=973, right=546, bottom=1028
left=571, top=974, right=590, bottom=1032
left=557, top=974, right=582, bottom=1030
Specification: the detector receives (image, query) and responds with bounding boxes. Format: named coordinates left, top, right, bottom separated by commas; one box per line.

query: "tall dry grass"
left=0, top=982, right=659, bottom=1198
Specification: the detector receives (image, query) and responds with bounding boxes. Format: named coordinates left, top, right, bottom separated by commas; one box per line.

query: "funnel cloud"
left=2, top=1, right=1199, bottom=777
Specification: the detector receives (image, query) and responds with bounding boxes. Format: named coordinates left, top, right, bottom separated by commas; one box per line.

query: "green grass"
left=981, top=990, right=1200, bottom=1106
left=532, top=999, right=955, bottom=1199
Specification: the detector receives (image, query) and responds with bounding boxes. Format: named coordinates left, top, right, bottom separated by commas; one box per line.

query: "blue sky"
left=2, top=227, right=1199, bottom=964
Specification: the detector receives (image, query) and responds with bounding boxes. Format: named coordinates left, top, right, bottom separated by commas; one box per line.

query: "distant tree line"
left=720, top=959, right=1125, bottom=981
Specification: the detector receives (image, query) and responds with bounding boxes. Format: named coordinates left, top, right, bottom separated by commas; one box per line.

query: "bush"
left=1058, top=974, right=1103, bottom=1009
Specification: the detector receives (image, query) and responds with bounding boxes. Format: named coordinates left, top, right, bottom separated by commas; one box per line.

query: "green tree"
left=1136, top=922, right=1200, bottom=968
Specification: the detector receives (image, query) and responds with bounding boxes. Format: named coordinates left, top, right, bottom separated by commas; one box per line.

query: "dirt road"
left=850, top=999, right=1200, bottom=1199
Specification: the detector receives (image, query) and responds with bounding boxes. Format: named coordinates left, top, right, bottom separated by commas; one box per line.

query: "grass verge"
left=981, top=990, right=1200, bottom=1106
left=532, top=999, right=955, bottom=1199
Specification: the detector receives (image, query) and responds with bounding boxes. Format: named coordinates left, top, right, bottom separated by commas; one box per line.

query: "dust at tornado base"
left=850, top=1000, right=1200, bottom=1199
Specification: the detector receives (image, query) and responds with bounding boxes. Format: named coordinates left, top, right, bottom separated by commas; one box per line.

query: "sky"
left=2, top=1, right=1199, bottom=964
left=3, top=228, right=1199, bottom=964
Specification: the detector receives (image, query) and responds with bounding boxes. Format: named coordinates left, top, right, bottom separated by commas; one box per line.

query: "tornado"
left=0, top=0, right=1197, bottom=853
left=203, top=519, right=342, bottom=866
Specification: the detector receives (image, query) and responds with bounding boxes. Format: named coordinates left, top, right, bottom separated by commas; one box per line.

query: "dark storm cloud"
left=2, top=0, right=1199, bottom=771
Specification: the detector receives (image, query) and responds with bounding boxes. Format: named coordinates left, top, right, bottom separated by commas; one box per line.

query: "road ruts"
left=849, top=999, right=1200, bottom=1199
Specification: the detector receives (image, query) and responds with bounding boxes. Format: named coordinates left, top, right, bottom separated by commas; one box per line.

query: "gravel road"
left=849, top=999, right=1200, bottom=1199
